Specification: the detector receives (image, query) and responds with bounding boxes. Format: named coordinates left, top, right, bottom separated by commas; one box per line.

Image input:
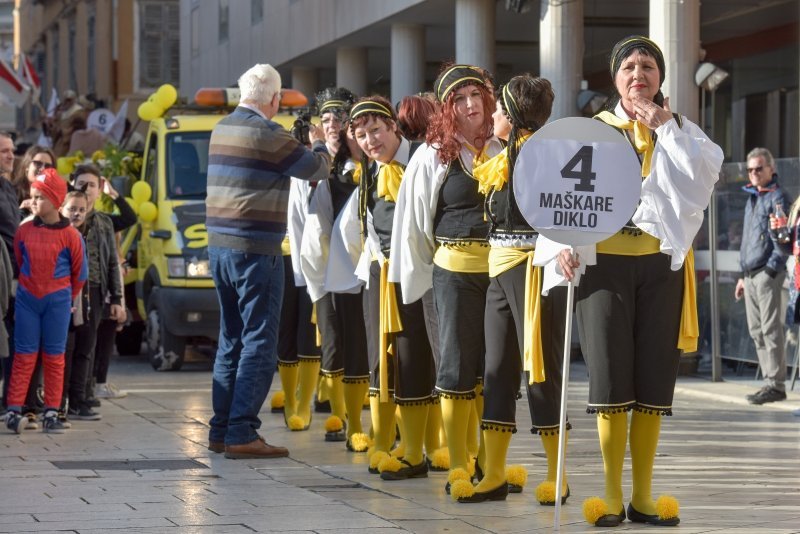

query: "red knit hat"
left=31, top=167, right=67, bottom=208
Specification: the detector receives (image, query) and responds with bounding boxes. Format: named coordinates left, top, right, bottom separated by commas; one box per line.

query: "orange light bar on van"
left=194, top=87, right=309, bottom=108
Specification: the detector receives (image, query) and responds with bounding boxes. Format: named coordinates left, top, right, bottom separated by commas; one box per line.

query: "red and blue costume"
left=6, top=216, right=87, bottom=413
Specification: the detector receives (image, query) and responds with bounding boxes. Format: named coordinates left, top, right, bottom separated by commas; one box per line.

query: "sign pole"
left=553, top=254, right=575, bottom=531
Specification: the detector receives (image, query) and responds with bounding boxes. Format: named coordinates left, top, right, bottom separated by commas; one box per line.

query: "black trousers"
left=576, top=253, right=684, bottom=414
left=483, top=263, right=568, bottom=432
left=93, top=318, right=118, bottom=384
left=65, top=285, right=103, bottom=410
left=277, top=256, right=319, bottom=362
left=318, top=290, right=370, bottom=380
left=432, top=265, right=489, bottom=397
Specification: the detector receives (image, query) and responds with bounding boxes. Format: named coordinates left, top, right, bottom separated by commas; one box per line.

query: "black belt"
left=743, top=265, right=766, bottom=277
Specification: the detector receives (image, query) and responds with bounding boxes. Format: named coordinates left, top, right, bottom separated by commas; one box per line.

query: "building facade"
left=181, top=0, right=798, bottom=162
left=16, top=0, right=179, bottom=141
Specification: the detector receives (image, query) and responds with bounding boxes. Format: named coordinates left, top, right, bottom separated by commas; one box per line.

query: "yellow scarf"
left=473, top=134, right=531, bottom=195
left=678, top=248, right=699, bottom=352
left=488, top=247, right=545, bottom=383
left=463, top=142, right=491, bottom=168
left=595, top=111, right=654, bottom=176
left=377, top=161, right=404, bottom=203
left=351, top=161, right=362, bottom=185
left=379, top=258, right=403, bottom=401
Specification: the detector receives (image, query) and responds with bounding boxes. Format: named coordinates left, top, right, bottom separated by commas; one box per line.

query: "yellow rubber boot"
left=472, top=428, right=512, bottom=493
left=537, top=431, right=569, bottom=504
left=317, top=375, right=329, bottom=403
left=324, top=375, right=347, bottom=423
left=391, top=405, right=406, bottom=458
left=597, top=412, right=628, bottom=515
left=440, top=397, right=472, bottom=473
left=292, top=359, right=320, bottom=429
left=424, top=401, right=442, bottom=454
left=396, top=404, right=429, bottom=467
left=277, top=362, right=299, bottom=420
left=369, top=396, right=397, bottom=453
left=473, top=384, right=485, bottom=470
left=630, top=410, right=662, bottom=515
left=466, top=397, right=480, bottom=458
left=343, top=380, right=369, bottom=437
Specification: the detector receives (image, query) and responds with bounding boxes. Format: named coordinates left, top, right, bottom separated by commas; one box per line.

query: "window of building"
left=68, top=17, right=77, bottom=92
left=51, top=25, right=59, bottom=93
left=191, top=6, right=199, bottom=56
left=251, top=0, right=262, bottom=23
left=219, top=0, right=229, bottom=43
left=138, top=0, right=179, bottom=89
left=87, top=6, right=96, bottom=94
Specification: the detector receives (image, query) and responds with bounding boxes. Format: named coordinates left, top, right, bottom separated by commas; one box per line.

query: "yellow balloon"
left=155, top=84, right=178, bottom=109
left=124, top=196, right=139, bottom=215
left=138, top=101, right=161, bottom=121
left=130, top=181, right=152, bottom=204
left=56, top=157, right=74, bottom=177
left=138, top=201, right=158, bottom=223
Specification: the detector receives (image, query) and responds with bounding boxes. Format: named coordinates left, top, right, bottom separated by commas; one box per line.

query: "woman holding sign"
left=557, top=36, right=723, bottom=527
left=452, top=75, right=571, bottom=504
left=391, top=65, right=503, bottom=496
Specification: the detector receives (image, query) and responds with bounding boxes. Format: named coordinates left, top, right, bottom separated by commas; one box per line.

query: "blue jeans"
left=208, top=246, right=284, bottom=446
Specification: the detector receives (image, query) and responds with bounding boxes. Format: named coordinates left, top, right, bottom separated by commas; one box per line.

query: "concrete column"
left=539, top=0, right=583, bottom=120
left=650, top=0, right=700, bottom=123
left=291, top=66, right=318, bottom=101
left=391, top=24, right=425, bottom=105
left=336, top=47, right=368, bottom=97
left=455, top=0, right=495, bottom=72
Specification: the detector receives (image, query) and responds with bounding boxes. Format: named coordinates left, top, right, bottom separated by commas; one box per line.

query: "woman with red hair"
left=391, top=64, right=503, bottom=497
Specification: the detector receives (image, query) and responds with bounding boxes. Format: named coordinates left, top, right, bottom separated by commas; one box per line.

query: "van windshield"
left=166, top=132, right=211, bottom=199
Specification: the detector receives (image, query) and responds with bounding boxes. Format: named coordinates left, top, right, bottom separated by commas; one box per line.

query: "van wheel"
left=145, top=298, right=186, bottom=371
left=116, top=322, right=145, bottom=356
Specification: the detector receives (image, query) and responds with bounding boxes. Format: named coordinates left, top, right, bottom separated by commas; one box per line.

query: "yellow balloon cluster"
left=129, top=181, right=157, bottom=223
left=136, top=84, right=179, bottom=122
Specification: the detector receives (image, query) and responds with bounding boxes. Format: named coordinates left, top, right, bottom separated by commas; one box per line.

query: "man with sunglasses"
left=735, top=147, right=791, bottom=404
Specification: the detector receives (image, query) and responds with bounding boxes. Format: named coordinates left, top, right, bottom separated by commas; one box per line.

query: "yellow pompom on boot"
left=270, top=389, right=286, bottom=413
left=627, top=410, right=680, bottom=526
left=535, top=431, right=570, bottom=504
left=381, top=403, right=429, bottom=480
left=288, top=359, right=319, bottom=431
left=343, top=380, right=370, bottom=451
left=323, top=375, right=347, bottom=441
left=277, top=362, right=299, bottom=424
left=456, top=428, right=511, bottom=503
left=440, top=396, right=473, bottom=494
left=583, top=411, right=628, bottom=526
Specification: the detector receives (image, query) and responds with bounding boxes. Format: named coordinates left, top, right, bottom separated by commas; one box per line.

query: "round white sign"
left=513, top=117, right=643, bottom=246
left=87, top=109, right=116, bottom=134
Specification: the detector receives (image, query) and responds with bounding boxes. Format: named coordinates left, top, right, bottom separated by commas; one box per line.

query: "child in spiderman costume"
left=5, top=168, right=87, bottom=434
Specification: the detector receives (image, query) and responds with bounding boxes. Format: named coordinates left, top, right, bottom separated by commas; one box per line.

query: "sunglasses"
left=31, top=160, right=55, bottom=170
left=747, top=165, right=765, bottom=174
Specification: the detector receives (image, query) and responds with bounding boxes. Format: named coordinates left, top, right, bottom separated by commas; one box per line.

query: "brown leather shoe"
left=224, top=438, right=289, bottom=459
left=208, top=440, right=225, bottom=453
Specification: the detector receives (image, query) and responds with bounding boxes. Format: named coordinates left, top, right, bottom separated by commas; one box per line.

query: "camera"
left=290, top=111, right=313, bottom=145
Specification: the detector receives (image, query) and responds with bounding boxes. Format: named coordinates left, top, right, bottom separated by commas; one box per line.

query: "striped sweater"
left=206, top=106, right=331, bottom=255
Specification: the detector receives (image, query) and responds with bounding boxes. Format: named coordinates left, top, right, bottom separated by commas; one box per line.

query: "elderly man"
left=735, top=147, right=791, bottom=405
left=0, top=132, right=18, bottom=259
left=205, top=64, right=330, bottom=458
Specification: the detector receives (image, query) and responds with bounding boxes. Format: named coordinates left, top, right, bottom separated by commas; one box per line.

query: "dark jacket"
left=739, top=175, right=792, bottom=276
left=0, top=177, right=20, bottom=270
left=82, top=210, right=123, bottom=306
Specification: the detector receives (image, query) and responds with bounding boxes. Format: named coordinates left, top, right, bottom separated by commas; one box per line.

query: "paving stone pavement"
left=1, top=355, right=798, bottom=533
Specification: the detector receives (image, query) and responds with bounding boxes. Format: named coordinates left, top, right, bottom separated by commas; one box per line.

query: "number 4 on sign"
left=561, top=146, right=596, bottom=193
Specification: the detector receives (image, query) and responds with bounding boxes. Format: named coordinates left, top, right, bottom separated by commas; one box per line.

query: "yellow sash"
left=280, top=235, right=291, bottom=256
left=379, top=258, right=403, bottom=401
left=488, top=247, right=545, bottom=384
left=377, top=161, right=404, bottom=203
left=473, top=134, right=531, bottom=195
left=596, top=231, right=660, bottom=255
left=351, top=161, right=362, bottom=185
left=310, top=303, right=322, bottom=347
left=678, top=248, right=699, bottom=352
left=433, top=242, right=490, bottom=273
left=595, top=111, right=655, bottom=177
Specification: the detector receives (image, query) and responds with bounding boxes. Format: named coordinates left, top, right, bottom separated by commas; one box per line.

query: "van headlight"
left=167, top=256, right=211, bottom=278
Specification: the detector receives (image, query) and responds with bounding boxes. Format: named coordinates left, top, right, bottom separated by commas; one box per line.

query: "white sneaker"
left=95, top=383, right=128, bottom=399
